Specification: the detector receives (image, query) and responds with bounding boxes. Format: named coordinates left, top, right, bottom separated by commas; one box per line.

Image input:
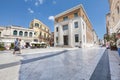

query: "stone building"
left=54, top=4, right=98, bottom=48
left=30, top=19, right=51, bottom=43
left=106, top=0, right=120, bottom=34
left=0, top=25, right=35, bottom=49
left=49, top=32, right=54, bottom=46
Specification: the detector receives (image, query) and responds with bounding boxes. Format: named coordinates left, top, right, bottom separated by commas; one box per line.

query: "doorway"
left=63, top=35, right=68, bottom=45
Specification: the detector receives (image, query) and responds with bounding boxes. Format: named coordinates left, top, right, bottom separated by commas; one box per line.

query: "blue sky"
left=0, top=0, right=109, bottom=39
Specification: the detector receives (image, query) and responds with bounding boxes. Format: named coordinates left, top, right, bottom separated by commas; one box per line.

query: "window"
left=63, top=16, right=68, bottom=21
left=44, top=33, right=46, bottom=38
left=40, top=24, right=42, bottom=28
left=34, top=39, right=38, bottom=42
left=74, top=13, right=78, bottom=18
left=83, top=23, right=84, bottom=29
left=75, top=34, right=79, bottom=42
left=117, top=6, right=119, bottom=14
left=29, top=32, right=33, bottom=37
left=13, top=30, right=17, bottom=36
left=39, top=32, right=42, bottom=36
left=34, top=32, right=37, bottom=35
left=56, top=37, right=58, bottom=43
left=56, top=27, right=58, bottom=32
left=35, top=23, right=39, bottom=27
left=0, top=32, right=1, bottom=37
left=19, top=31, right=23, bottom=36
left=63, top=24, right=68, bottom=30
left=74, top=22, right=78, bottom=28
left=24, top=32, right=28, bottom=37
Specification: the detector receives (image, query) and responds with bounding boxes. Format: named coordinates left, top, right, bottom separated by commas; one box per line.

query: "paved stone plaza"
left=0, top=47, right=120, bottom=80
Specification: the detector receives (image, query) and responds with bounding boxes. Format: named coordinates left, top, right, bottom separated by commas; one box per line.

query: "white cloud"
left=53, top=1, right=56, bottom=4
left=24, top=0, right=45, bottom=6
left=24, top=0, right=28, bottom=2
left=34, top=0, right=44, bottom=6
left=38, top=0, right=44, bottom=4
left=35, top=2, right=39, bottom=6
left=48, top=16, right=54, bottom=21
left=28, top=8, right=34, bottom=14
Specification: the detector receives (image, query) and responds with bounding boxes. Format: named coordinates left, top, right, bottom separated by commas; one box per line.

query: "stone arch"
left=29, top=32, right=33, bottom=37
left=24, top=32, right=28, bottom=37
left=19, top=31, right=23, bottom=36
left=13, top=30, right=17, bottom=36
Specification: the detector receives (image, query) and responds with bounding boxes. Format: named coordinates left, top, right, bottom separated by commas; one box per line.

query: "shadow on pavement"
left=0, top=50, right=68, bottom=69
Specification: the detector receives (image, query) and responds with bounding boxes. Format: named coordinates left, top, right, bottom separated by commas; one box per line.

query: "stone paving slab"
left=108, top=50, right=120, bottom=80
left=0, top=48, right=78, bottom=80
left=19, top=47, right=106, bottom=80
left=90, top=50, right=111, bottom=80
left=0, top=47, right=109, bottom=80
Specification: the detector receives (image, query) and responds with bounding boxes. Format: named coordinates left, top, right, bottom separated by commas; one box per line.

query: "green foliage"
left=109, top=33, right=117, bottom=50
left=10, top=43, right=14, bottom=49
left=105, top=35, right=110, bottom=41
left=0, top=43, right=5, bottom=51
left=110, top=33, right=117, bottom=42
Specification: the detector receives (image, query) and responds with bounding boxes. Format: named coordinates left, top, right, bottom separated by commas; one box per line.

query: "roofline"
left=7, top=25, right=34, bottom=31
left=55, top=4, right=82, bottom=18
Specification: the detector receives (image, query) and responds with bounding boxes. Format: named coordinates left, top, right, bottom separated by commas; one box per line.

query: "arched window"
left=29, top=32, right=32, bottom=37
left=24, top=32, right=28, bottom=37
left=117, top=6, right=119, bottom=14
left=0, top=32, right=1, bottom=37
left=13, top=30, right=17, bottom=36
left=19, top=31, right=23, bottom=36
left=35, top=23, right=39, bottom=27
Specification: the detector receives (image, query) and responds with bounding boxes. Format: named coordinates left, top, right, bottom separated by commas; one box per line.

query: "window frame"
left=74, top=22, right=79, bottom=28
left=24, top=32, right=28, bottom=37
left=19, top=31, right=23, bottom=36
left=13, top=30, right=17, bottom=36
left=63, top=16, right=68, bottom=21
left=29, top=32, right=33, bottom=37
left=75, top=34, right=79, bottom=42
left=74, top=12, right=78, bottom=18
left=35, top=23, right=39, bottom=27
left=63, top=24, right=68, bottom=30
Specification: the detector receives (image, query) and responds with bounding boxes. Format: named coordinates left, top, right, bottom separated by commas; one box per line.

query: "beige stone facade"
left=54, top=4, right=98, bottom=48
left=30, top=19, right=51, bottom=43
left=106, top=0, right=120, bottom=34
left=0, top=25, right=35, bottom=49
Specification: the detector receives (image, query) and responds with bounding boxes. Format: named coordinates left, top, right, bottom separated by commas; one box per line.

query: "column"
left=54, top=25, right=57, bottom=46
left=58, top=25, right=63, bottom=46
left=69, top=20, right=74, bottom=47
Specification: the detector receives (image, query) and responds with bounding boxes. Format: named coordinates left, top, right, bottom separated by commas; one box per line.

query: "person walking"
left=13, top=38, right=22, bottom=54
left=13, top=38, right=19, bottom=54
left=116, top=33, right=120, bottom=65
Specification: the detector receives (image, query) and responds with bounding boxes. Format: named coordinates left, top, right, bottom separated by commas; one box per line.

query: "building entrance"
left=63, top=35, right=68, bottom=45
